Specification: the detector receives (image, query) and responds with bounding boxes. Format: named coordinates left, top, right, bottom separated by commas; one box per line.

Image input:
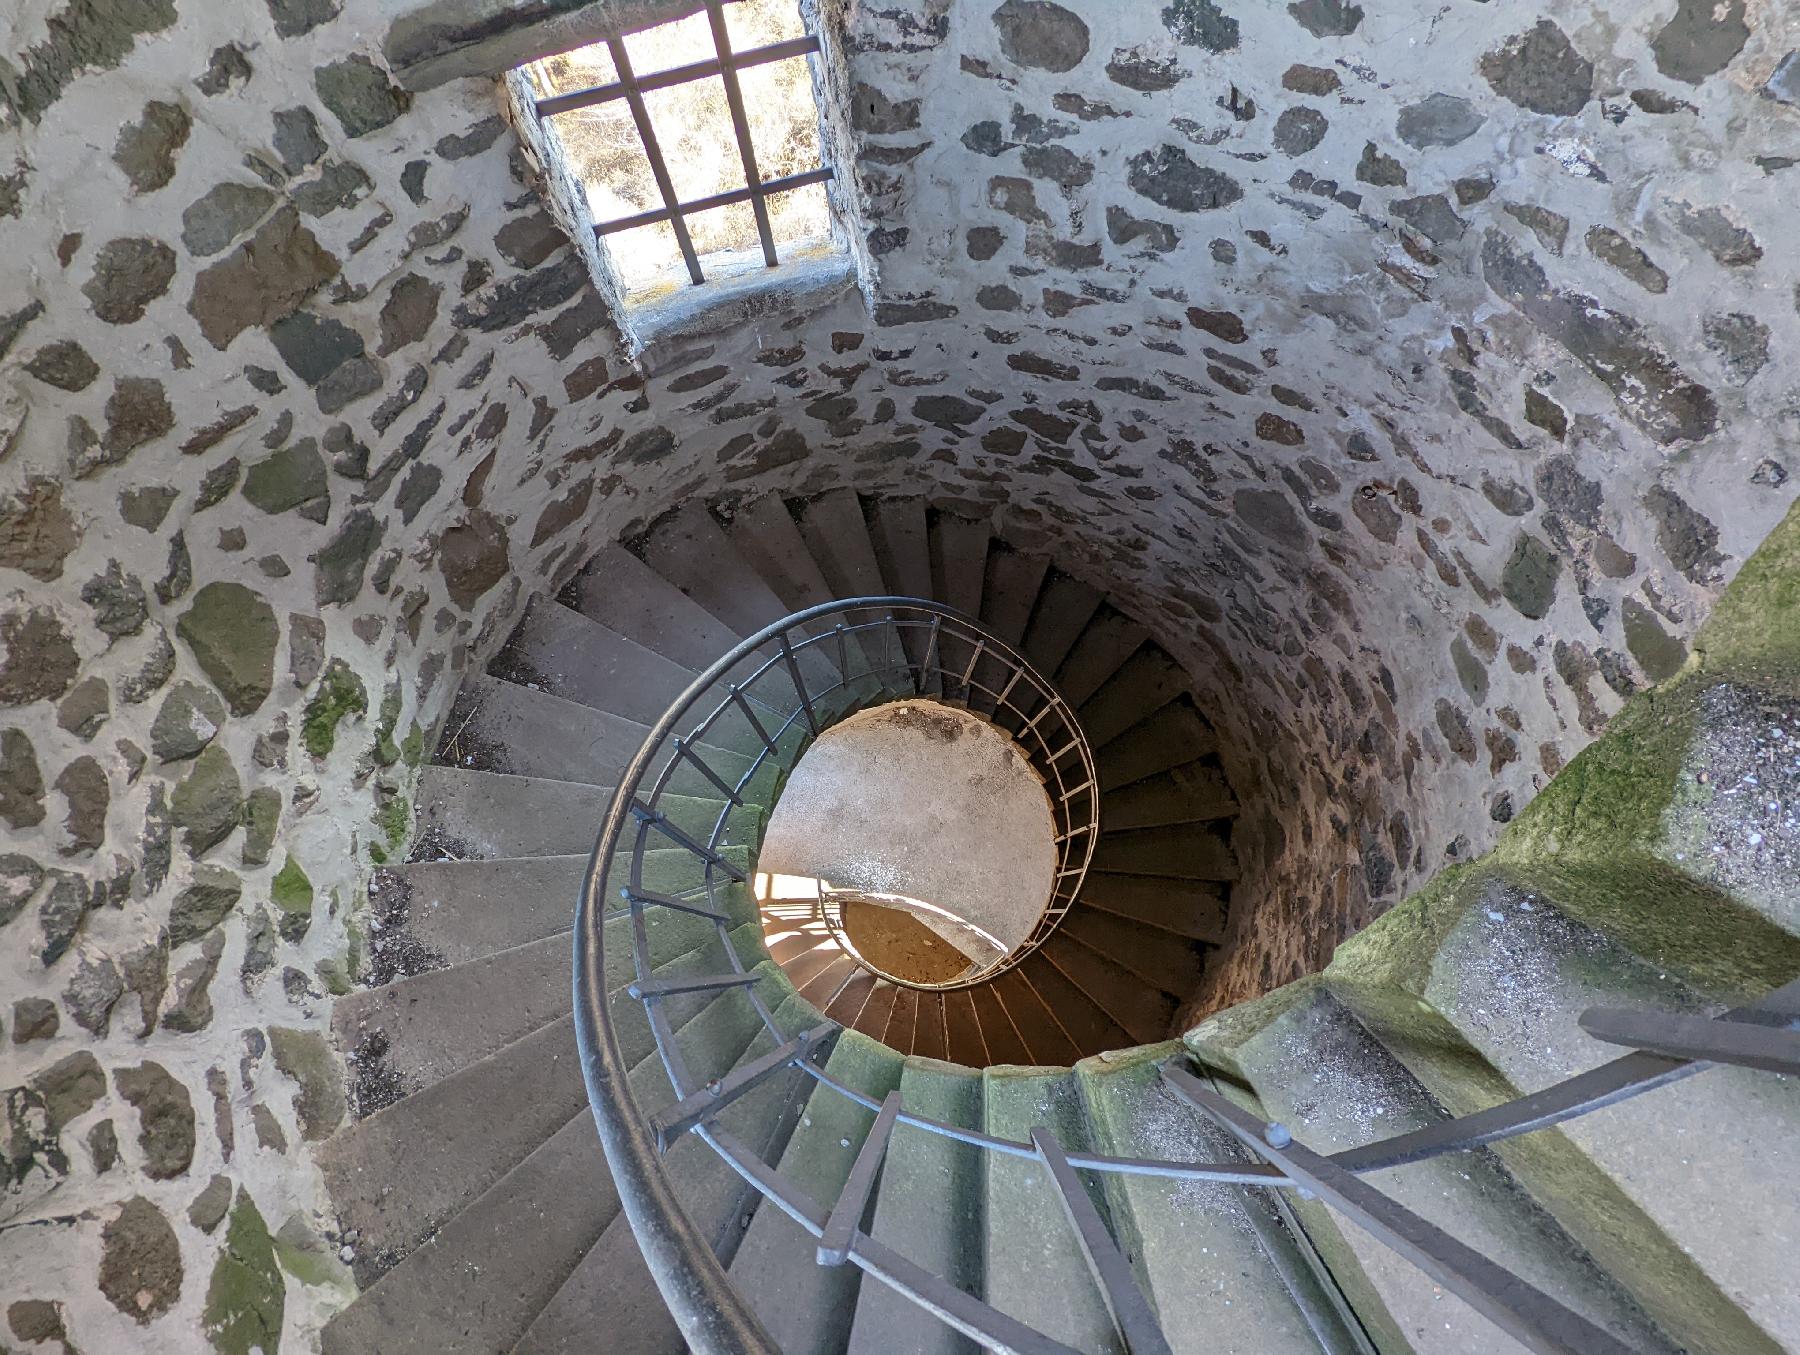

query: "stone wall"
left=3, top=0, right=1799, bottom=1348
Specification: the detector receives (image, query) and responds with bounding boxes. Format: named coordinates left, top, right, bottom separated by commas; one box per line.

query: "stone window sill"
left=627, top=252, right=860, bottom=369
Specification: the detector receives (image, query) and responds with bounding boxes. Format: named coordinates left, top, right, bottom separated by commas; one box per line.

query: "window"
left=523, top=0, right=841, bottom=311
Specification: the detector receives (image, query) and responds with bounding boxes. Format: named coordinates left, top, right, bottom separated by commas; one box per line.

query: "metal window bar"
left=536, top=18, right=832, bottom=282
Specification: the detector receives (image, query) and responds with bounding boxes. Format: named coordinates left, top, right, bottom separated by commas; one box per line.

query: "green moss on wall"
left=299, top=659, right=367, bottom=760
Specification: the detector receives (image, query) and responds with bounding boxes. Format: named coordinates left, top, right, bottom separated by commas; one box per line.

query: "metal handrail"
left=576, top=594, right=1800, bottom=1355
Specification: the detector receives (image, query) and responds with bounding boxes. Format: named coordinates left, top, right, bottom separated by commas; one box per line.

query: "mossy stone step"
left=981, top=1065, right=1121, bottom=1354
left=1186, top=977, right=1678, bottom=1355
left=729, top=1031, right=907, bottom=1355
left=847, top=1057, right=986, bottom=1355
left=415, top=766, right=762, bottom=861
left=1328, top=864, right=1798, bottom=1355
left=1075, top=1043, right=1331, bottom=1355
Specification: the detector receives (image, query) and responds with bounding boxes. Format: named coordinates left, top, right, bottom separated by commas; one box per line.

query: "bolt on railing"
left=575, top=595, right=1800, bottom=1355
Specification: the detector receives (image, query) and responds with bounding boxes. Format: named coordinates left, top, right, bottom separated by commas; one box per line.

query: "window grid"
left=532, top=0, right=832, bottom=285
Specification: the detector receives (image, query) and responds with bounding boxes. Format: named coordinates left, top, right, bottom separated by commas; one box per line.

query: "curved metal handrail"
left=575, top=594, right=1800, bottom=1355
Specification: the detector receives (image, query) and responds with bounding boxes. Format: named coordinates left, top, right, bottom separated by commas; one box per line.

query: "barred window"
left=523, top=0, right=840, bottom=310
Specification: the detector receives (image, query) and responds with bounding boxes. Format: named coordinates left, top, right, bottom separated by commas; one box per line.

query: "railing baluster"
left=817, top=1090, right=903, bottom=1266
left=780, top=634, right=819, bottom=736
left=1578, top=1005, right=1800, bottom=1075
left=628, top=971, right=760, bottom=1000
left=918, top=614, right=941, bottom=693
left=620, top=886, right=731, bottom=924
left=729, top=684, right=781, bottom=758
left=652, top=1024, right=835, bottom=1150
left=1163, top=1066, right=1638, bottom=1355
left=674, top=737, right=744, bottom=806
left=834, top=622, right=850, bottom=684
left=1029, top=1128, right=1174, bottom=1355
left=631, top=800, right=748, bottom=882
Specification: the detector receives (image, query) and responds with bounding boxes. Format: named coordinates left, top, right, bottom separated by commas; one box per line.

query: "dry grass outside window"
left=527, top=0, right=836, bottom=305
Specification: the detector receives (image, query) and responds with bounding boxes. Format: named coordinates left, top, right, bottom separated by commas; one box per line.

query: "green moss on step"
left=1692, top=496, right=1800, bottom=678
left=299, top=659, right=366, bottom=759
left=203, top=1189, right=283, bottom=1355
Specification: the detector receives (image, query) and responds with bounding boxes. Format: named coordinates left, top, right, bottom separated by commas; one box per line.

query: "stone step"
left=414, top=767, right=760, bottom=861
left=509, top=1213, right=683, bottom=1355
left=1040, top=933, right=1176, bottom=1045
left=929, top=510, right=989, bottom=619
left=319, top=1014, right=586, bottom=1289
left=969, top=980, right=1033, bottom=1065
left=1090, top=822, right=1237, bottom=881
left=1054, top=606, right=1147, bottom=708
left=847, top=1058, right=986, bottom=1355
left=1017, top=952, right=1133, bottom=1053
left=637, top=500, right=793, bottom=638
left=1077, top=872, right=1227, bottom=944
left=798, top=487, right=887, bottom=601
left=854, top=977, right=904, bottom=1049
left=1058, top=908, right=1207, bottom=999
left=496, top=597, right=698, bottom=727
left=824, top=966, right=879, bottom=1026
left=910, top=986, right=949, bottom=1062
left=1078, top=646, right=1192, bottom=750
left=866, top=494, right=941, bottom=694
left=324, top=965, right=781, bottom=1355
left=1328, top=864, right=1800, bottom=1355
left=385, top=853, right=756, bottom=971
left=971, top=542, right=1049, bottom=716
left=944, top=989, right=987, bottom=1067
left=886, top=986, right=921, bottom=1055
left=727, top=492, right=882, bottom=676
left=1100, top=759, right=1236, bottom=830
left=730, top=1032, right=908, bottom=1355
left=437, top=672, right=658, bottom=785
left=572, top=542, right=747, bottom=672
left=988, top=966, right=1082, bottom=1066
left=1019, top=569, right=1105, bottom=679
left=1095, top=698, right=1218, bottom=791
left=982, top=1066, right=1121, bottom=1353
left=1187, top=977, right=1682, bottom=1355
left=1075, top=1045, right=1337, bottom=1355
left=795, top=950, right=859, bottom=1010
left=335, top=862, right=752, bottom=1101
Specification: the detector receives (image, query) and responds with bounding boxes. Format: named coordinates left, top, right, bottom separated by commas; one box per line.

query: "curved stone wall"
left=2, top=0, right=1798, bottom=1347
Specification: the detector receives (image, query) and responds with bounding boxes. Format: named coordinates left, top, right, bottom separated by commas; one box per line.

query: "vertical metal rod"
left=834, top=622, right=850, bottom=683
left=674, top=738, right=744, bottom=806
left=606, top=35, right=705, bottom=285
left=730, top=685, right=780, bottom=757
left=703, top=0, right=780, bottom=268
left=818, top=1090, right=903, bottom=1265
left=1163, top=1067, right=1637, bottom=1355
left=1029, top=1128, right=1174, bottom=1355
left=781, top=635, right=819, bottom=735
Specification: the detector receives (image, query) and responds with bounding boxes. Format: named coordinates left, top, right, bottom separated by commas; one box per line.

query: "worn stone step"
left=1058, top=908, right=1207, bottom=1000
left=1095, top=698, right=1218, bottom=791
left=637, top=500, right=793, bottom=638
left=385, top=853, right=756, bottom=971
left=799, top=487, right=887, bottom=601
left=1018, top=953, right=1133, bottom=1054
left=572, top=542, right=747, bottom=672
left=969, top=980, right=1032, bottom=1066
left=728, top=492, right=883, bottom=679
left=438, top=672, right=657, bottom=785
left=509, top=1213, right=683, bottom=1355
left=1076, top=1045, right=1337, bottom=1355
left=929, top=510, right=989, bottom=619
left=1019, top=569, right=1105, bottom=679
left=335, top=860, right=751, bottom=1100
left=866, top=494, right=941, bottom=694
left=847, top=1058, right=986, bottom=1355
left=1328, top=864, right=1800, bottom=1355
left=988, top=966, right=1082, bottom=1066
left=414, top=766, right=760, bottom=861
left=323, top=967, right=778, bottom=1355
left=496, top=597, right=699, bottom=726
left=1187, top=977, right=1681, bottom=1355
left=1055, top=606, right=1147, bottom=708
left=1041, top=933, right=1176, bottom=1045
left=1090, top=822, right=1237, bottom=881
left=1100, top=759, right=1235, bottom=830
left=730, top=1032, right=908, bottom=1355
left=1078, top=872, right=1227, bottom=943
left=982, top=1066, right=1121, bottom=1353
left=1079, top=646, right=1192, bottom=750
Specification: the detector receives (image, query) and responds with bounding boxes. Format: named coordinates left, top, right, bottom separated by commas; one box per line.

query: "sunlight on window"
left=526, top=0, right=835, bottom=306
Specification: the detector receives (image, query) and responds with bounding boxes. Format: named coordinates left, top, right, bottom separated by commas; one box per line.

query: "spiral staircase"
left=312, top=488, right=1800, bottom=1355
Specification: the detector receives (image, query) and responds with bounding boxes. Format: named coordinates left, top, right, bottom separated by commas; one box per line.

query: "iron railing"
left=575, top=596, right=1800, bottom=1355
